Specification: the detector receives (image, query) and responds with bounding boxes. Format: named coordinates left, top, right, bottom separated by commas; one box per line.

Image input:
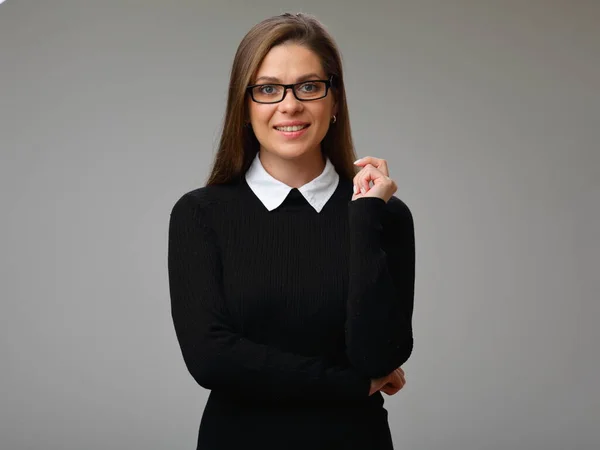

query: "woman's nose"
left=277, top=88, right=304, bottom=113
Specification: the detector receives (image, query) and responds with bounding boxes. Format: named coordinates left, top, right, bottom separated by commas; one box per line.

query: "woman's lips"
left=274, top=124, right=310, bottom=138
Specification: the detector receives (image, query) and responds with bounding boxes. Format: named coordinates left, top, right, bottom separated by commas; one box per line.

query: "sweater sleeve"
left=345, top=196, right=415, bottom=379
left=167, top=193, right=371, bottom=402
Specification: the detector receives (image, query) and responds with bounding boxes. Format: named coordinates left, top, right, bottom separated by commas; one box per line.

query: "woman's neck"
left=258, top=149, right=326, bottom=188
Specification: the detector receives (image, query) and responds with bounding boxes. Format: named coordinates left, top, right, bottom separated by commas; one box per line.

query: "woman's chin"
left=263, top=144, right=319, bottom=160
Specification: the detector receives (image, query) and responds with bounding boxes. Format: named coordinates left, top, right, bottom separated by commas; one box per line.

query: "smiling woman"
left=168, top=12, right=415, bottom=450
left=205, top=13, right=359, bottom=186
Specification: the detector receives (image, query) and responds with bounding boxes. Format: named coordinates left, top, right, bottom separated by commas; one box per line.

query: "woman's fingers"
left=370, top=366, right=407, bottom=396
left=352, top=164, right=386, bottom=195
left=353, top=156, right=387, bottom=193
left=379, top=367, right=407, bottom=396
left=351, top=157, right=399, bottom=203
left=369, top=374, right=389, bottom=396
left=393, top=369, right=406, bottom=388
left=380, top=384, right=399, bottom=395
left=354, top=156, right=389, bottom=177
left=352, top=164, right=397, bottom=202
left=380, top=379, right=403, bottom=396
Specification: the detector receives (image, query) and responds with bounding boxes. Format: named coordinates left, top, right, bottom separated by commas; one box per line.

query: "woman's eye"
left=299, top=83, right=317, bottom=92
left=259, top=85, right=278, bottom=95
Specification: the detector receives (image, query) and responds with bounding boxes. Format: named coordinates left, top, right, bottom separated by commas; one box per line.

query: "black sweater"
left=167, top=176, right=415, bottom=450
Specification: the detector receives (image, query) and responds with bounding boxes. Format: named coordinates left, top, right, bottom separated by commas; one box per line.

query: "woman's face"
left=248, top=43, right=336, bottom=161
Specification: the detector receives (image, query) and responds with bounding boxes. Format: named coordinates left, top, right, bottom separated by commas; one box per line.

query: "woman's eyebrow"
left=254, top=73, right=323, bottom=83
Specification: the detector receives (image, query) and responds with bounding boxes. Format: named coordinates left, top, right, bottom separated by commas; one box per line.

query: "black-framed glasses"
left=246, top=76, right=333, bottom=104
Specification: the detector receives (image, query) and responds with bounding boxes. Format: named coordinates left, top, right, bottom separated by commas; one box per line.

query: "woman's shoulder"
left=170, top=181, right=245, bottom=218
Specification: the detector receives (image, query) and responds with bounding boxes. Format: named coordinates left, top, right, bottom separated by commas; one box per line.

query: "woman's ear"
left=331, top=87, right=338, bottom=116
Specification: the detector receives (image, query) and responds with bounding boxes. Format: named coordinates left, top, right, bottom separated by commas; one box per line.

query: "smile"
left=274, top=124, right=310, bottom=132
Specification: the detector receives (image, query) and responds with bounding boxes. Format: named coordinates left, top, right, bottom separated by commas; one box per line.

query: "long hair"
left=206, top=13, right=358, bottom=186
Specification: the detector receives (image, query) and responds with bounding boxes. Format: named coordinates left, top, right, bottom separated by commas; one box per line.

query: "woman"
left=168, top=12, right=415, bottom=450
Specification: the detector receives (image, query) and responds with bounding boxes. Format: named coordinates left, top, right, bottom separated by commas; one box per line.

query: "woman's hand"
left=369, top=367, right=406, bottom=396
left=352, top=156, right=398, bottom=203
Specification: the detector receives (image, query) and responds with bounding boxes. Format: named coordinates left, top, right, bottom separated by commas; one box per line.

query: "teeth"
left=275, top=125, right=308, bottom=132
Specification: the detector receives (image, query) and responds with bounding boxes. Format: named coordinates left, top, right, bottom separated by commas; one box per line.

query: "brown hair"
left=205, top=12, right=359, bottom=186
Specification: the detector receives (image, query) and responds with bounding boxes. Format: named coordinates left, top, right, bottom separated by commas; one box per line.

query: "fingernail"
left=361, top=187, right=366, bottom=194
left=353, top=185, right=358, bottom=194
left=353, top=158, right=362, bottom=164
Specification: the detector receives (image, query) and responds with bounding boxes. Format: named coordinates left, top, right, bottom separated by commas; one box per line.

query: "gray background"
left=1, top=0, right=598, bottom=449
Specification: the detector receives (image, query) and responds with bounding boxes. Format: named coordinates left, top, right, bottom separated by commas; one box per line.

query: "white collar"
left=245, top=152, right=340, bottom=213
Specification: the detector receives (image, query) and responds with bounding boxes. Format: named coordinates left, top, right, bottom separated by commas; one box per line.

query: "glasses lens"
left=294, top=81, right=327, bottom=100
left=251, top=85, right=284, bottom=103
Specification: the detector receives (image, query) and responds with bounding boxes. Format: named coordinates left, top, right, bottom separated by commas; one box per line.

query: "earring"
left=331, top=115, right=337, bottom=124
